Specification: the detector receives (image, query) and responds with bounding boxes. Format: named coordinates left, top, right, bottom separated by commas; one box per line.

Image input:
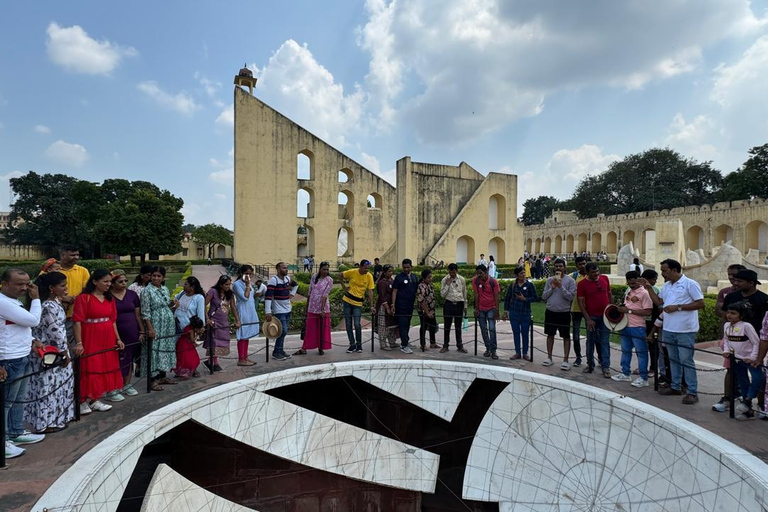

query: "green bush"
left=697, top=297, right=719, bottom=342
left=296, top=282, right=310, bottom=297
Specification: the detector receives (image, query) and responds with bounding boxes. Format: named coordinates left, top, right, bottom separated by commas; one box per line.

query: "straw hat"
left=263, top=317, right=283, bottom=339
left=603, top=304, right=628, bottom=332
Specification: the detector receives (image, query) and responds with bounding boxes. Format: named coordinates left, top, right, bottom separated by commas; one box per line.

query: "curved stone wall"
left=34, top=361, right=768, bottom=511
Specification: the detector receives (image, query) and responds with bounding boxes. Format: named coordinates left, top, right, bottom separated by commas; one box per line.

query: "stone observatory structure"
left=232, top=79, right=523, bottom=267
left=34, top=361, right=768, bottom=511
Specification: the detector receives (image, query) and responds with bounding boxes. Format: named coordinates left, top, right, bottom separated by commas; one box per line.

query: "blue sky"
left=1, top=1, right=767, bottom=229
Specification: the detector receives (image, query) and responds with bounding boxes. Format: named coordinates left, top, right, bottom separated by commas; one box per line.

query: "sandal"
left=293, top=348, right=307, bottom=355
left=192, top=371, right=201, bottom=377
left=157, top=378, right=177, bottom=385
left=151, top=383, right=164, bottom=391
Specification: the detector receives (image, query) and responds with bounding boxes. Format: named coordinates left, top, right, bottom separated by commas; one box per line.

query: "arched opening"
left=686, top=226, right=704, bottom=251
left=543, top=237, right=552, bottom=254
left=534, top=238, right=542, bottom=254
left=554, top=235, right=563, bottom=254
left=216, top=245, right=226, bottom=258
left=591, top=232, right=602, bottom=253
left=367, top=192, right=382, bottom=210
left=457, top=235, right=475, bottom=265
left=297, top=187, right=314, bottom=218
left=489, top=237, right=506, bottom=264
left=526, top=239, right=533, bottom=254
left=623, top=230, right=635, bottom=248
left=339, top=168, right=353, bottom=183
left=577, top=233, right=587, bottom=253
left=565, top=235, right=574, bottom=253
left=338, top=190, right=354, bottom=220
left=606, top=231, right=618, bottom=254
left=297, top=150, right=314, bottom=180
left=337, top=227, right=353, bottom=257
left=714, top=224, right=734, bottom=247
left=641, top=229, right=655, bottom=258
left=746, top=220, right=768, bottom=254
left=298, top=225, right=315, bottom=260
left=488, top=194, right=506, bottom=230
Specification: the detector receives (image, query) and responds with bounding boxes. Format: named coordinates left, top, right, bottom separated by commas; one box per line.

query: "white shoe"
left=122, top=385, right=139, bottom=396
left=541, top=358, right=553, bottom=367
left=5, top=440, right=25, bottom=459
left=400, top=346, right=413, bottom=354
left=711, top=398, right=729, bottom=412
left=631, top=377, right=649, bottom=388
left=105, top=391, right=125, bottom=402
left=80, top=402, right=92, bottom=415
left=9, top=430, right=45, bottom=445
left=560, top=362, right=571, bottom=371
left=611, top=373, right=632, bottom=382
left=735, top=401, right=751, bottom=414
left=90, top=400, right=112, bottom=412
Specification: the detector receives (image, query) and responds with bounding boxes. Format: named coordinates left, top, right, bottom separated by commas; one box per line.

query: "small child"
left=722, top=301, right=764, bottom=420
left=174, top=316, right=205, bottom=379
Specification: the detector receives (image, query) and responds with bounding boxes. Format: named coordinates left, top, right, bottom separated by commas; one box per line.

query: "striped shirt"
left=265, top=275, right=298, bottom=314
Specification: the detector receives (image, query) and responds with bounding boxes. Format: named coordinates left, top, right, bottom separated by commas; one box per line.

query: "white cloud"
left=34, top=125, right=51, bottom=134
left=137, top=81, right=199, bottom=115
left=0, top=171, right=24, bottom=210
left=256, top=40, right=364, bottom=147
left=356, top=0, right=766, bottom=144
left=194, top=72, right=221, bottom=98
left=44, top=140, right=90, bottom=167
left=359, top=151, right=396, bottom=184
left=209, top=168, right=233, bottom=184
left=547, top=145, right=620, bottom=181
left=46, top=22, right=137, bottom=75
left=215, top=104, right=234, bottom=128
left=664, top=113, right=718, bottom=161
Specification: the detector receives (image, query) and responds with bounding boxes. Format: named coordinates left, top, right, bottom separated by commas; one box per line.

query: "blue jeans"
left=477, top=309, right=497, bottom=352
left=510, top=313, right=531, bottom=356
left=619, top=326, right=648, bottom=379
left=734, top=360, right=764, bottom=400
left=272, top=312, right=291, bottom=355
left=586, top=316, right=611, bottom=371
left=663, top=330, right=697, bottom=395
left=343, top=302, right=363, bottom=347
left=396, top=309, right=413, bottom=348
left=1, top=356, right=31, bottom=439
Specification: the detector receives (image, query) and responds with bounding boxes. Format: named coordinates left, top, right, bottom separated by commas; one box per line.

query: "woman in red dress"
left=174, top=316, right=204, bottom=378
left=73, top=269, right=124, bottom=415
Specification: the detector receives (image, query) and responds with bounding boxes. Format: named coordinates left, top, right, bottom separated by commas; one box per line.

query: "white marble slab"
left=140, top=464, right=257, bottom=512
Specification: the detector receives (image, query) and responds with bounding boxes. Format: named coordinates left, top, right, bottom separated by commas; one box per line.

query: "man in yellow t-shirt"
left=340, top=260, right=375, bottom=353
left=58, top=245, right=91, bottom=343
left=569, top=256, right=588, bottom=367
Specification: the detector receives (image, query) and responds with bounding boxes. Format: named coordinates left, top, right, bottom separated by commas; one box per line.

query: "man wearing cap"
left=340, top=260, right=375, bottom=354
left=611, top=271, right=653, bottom=387
left=265, top=262, right=299, bottom=361
left=577, top=262, right=612, bottom=377
left=657, top=259, right=704, bottom=405
left=0, top=268, right=45, bottom=459
left=722, top=269, right=768, bottom=414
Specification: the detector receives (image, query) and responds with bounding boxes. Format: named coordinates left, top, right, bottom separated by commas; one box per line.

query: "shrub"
left=697, top=297, right=719, bottom=342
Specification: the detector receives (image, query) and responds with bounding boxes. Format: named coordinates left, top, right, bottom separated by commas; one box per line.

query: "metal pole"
left=474, top=316, right=478, bottom=356
left=318, top=313, right=324, bottom=356
left=146, top=337, right=153, bottom=393
left=370, top=312, right=375, bottom=353
left=729, top=354, right=737, bottom=420
left=208, top=330, right=215, bottom=375
left=265, top=334, right=270, bottom=363
left=73, top=356, right=81, bottom=421
left=0, top=379, right=6, bottom=468
left=529, top=315, right=534, bottom=363
left=652, top=333, right=659, bottom=392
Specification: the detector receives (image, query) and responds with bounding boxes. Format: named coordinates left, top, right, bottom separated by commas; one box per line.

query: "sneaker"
left=346, top=346, right=356, bottom=354
left=756, top=408, right=768, bottom=419
left=582, top=367, right=593, bottom=374
left=280, top=351, right=291, bottom=359
left=401, top=346, right=413, bottom=354
left=105, top=391, right=125, bottom=402
left=736, top=410, right=755, bottom=420
left=611, top=373, right=632, bottom=382
left=491, top=352, right=499, bottom=360
left=523, top=355, right=532, bottom=362
left=602, top=369, right=612, bottom=378
left=439, top=347, right=449, bottom=353
left=457, top=346, right=468, bottom=354
left=735, top=401, right=751, bottom=414
left=380, top=345, right=392, bottom=351
left=711, top=398, right=729, bottom=412
left=122, top=385, right=139, bottom=396
left=682, top=394, right=699, bottom=405
left=272, top=352, right=288, bottom=361
left=658, top=388, right=683, bottom=396
left=541, top=358, right=553, bottom=367
left=573, top=358, right=582, bottom=367
left=510, top=354, right=521, bottom=360
left=356, top=346, right=363, bottom=353
left=560, top=362, right=571, bottom=371
left=90, top=400, right=112, bottom=412
left=483, top=350, right=491, bottom=357
left=9, top=431, right=45, bottom=445
left=5, top=440, right=25, bottom=459
left=80, top=402, right=92, bottom=415
left=631, top=377, right=649, bottom=388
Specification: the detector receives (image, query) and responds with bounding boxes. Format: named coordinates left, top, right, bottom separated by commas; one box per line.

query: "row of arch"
left=297, top=225, right=356, bottom=259
left=456, top=236, right=506, bottom=265
left=297, top=188, right=383, bottom=219
left=296, top=152, right=370, bottom=186
left=525, top=221, right=768, bottom=256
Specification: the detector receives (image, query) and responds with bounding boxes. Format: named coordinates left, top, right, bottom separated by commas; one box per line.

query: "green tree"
left=521, top=196, right=563, bottom=225
left=720, top=143, right=768, bottom=201
left=568, top=148, right=723, bottom=218
left=192, top=224, right=233, bottom=259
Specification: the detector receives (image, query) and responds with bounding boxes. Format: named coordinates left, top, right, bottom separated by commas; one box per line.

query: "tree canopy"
left=720, top=143, right=768, bottom=201
left=5, top=173, right=184, bottom=261
left=191, top=224, right=233, bottom=259
left=520, top=196, right=567, bottom=226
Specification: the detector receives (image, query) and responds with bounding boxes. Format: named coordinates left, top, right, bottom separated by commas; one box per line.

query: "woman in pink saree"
left=295, top=261, right=333, bottom=355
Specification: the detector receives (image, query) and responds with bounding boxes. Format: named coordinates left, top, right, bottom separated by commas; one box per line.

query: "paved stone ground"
left=1, top=267, right=766, bottom=511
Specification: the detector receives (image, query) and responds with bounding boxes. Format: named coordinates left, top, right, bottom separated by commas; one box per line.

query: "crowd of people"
left=3, top=245, right=766, bottom=463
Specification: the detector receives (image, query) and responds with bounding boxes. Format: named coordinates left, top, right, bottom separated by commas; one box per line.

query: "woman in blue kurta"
left=233, top=265, right=259, bottom=366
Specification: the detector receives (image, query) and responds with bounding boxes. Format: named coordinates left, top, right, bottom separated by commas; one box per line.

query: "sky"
left=1, top=1, right=767, bottom=229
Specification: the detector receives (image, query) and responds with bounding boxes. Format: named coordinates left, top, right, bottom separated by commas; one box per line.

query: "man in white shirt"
left=655, top=259, right=704, bottom=405
left=0, top=268, right=45, bottom=459
left=478, top=254, right=488, bottom=267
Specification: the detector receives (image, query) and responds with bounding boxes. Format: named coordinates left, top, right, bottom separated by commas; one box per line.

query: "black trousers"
left=443, top=301, right=464, bottom=347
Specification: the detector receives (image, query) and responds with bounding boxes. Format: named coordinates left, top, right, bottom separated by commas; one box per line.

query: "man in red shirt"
left=472, top=264, right=500, bottom=360
left=577, top=262, right=612, bottom=377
